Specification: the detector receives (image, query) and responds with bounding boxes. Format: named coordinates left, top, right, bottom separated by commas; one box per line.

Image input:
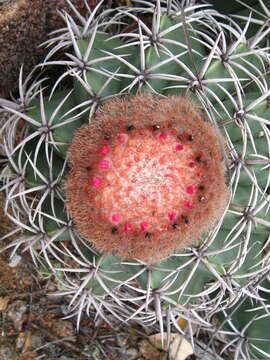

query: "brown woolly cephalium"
left=67, top=95, right=230, bottom=263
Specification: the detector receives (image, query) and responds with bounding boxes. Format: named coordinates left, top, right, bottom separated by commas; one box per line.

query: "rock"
left=7, top=299, right=27, bottom=331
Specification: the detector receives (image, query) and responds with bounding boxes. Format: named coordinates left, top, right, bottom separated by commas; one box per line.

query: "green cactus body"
left=1, top=1, right=270, bottom=358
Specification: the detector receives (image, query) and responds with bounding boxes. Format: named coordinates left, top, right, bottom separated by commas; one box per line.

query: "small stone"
left=8, top=254, right=22, bottom=268
left=7, top=300, right=27, bottom=331
left=124, top=347, right=139, bottom=360
left=53, top=320, right=74, bottom=339
left=0, top=345, right=14, bottom=360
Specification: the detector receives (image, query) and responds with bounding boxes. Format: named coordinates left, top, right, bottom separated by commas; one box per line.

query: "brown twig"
left=30, top=322, right=91, bottom=358
left=0, top=289, right=47, bottom=299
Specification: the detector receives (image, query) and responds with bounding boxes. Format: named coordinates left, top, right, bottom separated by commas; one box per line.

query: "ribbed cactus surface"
left=1, top=1, right=270, bottom=358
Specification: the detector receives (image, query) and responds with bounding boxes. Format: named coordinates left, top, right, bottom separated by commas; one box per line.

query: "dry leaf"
left=19, top=352, right=36, bottom=360
left=23, top=331, right=33, bottom=353
left=149, top=332, right=193, bottom=360
left=170, top=335, right=193, bottom=360
left=0, top=296, right=9, bottom=311
left=139, top=339, right=161, bottom=359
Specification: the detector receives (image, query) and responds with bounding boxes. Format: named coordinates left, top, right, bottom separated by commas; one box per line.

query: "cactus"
left=1, top=0, right=270, bottom=358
